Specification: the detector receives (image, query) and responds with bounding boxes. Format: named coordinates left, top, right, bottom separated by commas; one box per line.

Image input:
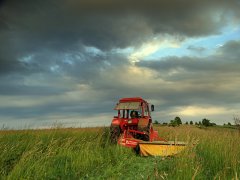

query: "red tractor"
left=110, top=97, right=187, bottom=156
left=110, top=97, right=162, bottom=146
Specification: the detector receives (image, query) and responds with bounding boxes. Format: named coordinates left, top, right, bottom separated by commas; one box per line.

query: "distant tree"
left=190, top=121, right=193, bottom=125
left=202, top=118, right=211, bottom=127
left=154, top=120, right=159, bottom=124
left=223, top=123, right=226, bottom=126
left=169, top=120, right=178, bottom=127
left=199, top=121, right=202, bottom=125
left=163, top=122, right=168, bottom=125
left=195, top=122, right=198, bottom=125
left=168, top=117, right=182, bottom=127
left=228, top=122, right=232, bottom=126
left=175, top=117, right=182, bottom=125
left=185, top=121, right=189, bottom=125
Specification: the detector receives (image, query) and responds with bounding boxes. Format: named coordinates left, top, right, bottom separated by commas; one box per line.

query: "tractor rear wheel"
left=110, top=125, right=120, bottom=144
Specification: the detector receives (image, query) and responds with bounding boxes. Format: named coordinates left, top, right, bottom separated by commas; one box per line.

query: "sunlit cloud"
left=129, top=42, right=160, bottom=63
left=176, top=106, right=229, bottom=116
left=128, top=37, right=181, bottom=63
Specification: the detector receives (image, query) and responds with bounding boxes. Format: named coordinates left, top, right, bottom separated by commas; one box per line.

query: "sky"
left=0, top=0, right=240, bottom=129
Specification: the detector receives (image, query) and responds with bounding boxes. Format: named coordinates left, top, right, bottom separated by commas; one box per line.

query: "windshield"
left=117, top=109, right=141, bottom=118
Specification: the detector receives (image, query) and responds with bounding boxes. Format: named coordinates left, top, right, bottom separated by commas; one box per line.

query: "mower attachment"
left=138, top=141, right=187, bottom=156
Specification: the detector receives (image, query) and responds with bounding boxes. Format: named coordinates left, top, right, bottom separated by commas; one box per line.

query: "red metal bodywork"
left=110, top=97, right=167, bottom=148
left=117, top=129, right=165, bottom=148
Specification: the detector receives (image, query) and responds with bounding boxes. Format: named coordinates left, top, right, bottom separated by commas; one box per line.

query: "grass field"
left=0, top=125, right=240, bottom=179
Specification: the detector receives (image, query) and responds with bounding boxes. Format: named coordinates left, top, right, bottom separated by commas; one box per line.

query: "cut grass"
left=0, top=126, right=239, bottom=179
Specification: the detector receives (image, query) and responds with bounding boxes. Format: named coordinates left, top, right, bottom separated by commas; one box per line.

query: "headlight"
left=128, top=120, right=132, bottom=123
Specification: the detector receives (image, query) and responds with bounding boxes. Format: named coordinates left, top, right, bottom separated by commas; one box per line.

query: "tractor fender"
left=111, top=118, right=121, bottom=126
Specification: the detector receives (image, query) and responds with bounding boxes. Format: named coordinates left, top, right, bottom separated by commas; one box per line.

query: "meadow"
left=0, top=125, right=239, bottom=179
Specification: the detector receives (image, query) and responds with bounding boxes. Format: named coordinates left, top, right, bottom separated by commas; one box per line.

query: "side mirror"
left=151, top=105, right=154, bottom=111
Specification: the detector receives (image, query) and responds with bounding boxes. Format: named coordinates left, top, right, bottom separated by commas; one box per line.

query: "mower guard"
left=138, top=141, right=187, bottom=156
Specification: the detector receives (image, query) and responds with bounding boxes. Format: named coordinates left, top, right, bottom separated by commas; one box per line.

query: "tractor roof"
left=114, top=102, right=140, bottom=110
left=119, top=97, right=147, bottom=103
left=114, top=97, right=148, bottom=110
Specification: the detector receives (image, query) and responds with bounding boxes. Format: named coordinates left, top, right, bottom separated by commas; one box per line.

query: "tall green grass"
left=0, top=126, right=239, bottom=179
left=154, top=126, right=240, bottom=179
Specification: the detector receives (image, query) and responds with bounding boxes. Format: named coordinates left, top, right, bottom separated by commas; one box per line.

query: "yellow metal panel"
left=139, top=144, right=186, bottom=156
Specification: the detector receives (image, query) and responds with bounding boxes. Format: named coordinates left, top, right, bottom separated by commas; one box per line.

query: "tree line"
left=154, top=117, right=216, bottom=127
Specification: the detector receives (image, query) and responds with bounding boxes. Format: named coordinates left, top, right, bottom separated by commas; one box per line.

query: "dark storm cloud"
left=0, top=19, right=9, bottom=31
left=0, top=99, right=113, bottom=119
left=0, top=0, right=239, bottom=75
left=68, top=0, right=240, bottom=36
left=0, top=31, right=23, bottom=74
left=0, top=81, right=68, bottom=96
left=0, top=39, right=129, bottom=99
left=4, top=0, right=240, bottom=46
left=218, top=40, right=240, bottom=57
